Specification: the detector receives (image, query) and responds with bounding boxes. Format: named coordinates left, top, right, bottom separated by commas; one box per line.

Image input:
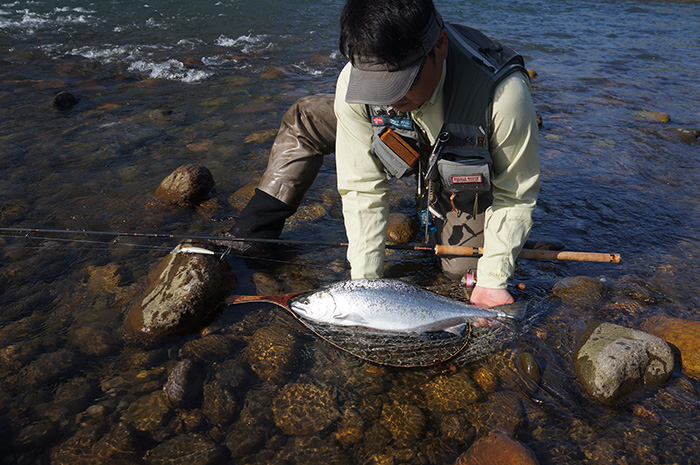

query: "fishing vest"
left=369, top=23, right=526, bottom=214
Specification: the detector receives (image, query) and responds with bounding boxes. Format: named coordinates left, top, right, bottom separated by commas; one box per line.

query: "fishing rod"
left=0, top=227, right=621, bottom=263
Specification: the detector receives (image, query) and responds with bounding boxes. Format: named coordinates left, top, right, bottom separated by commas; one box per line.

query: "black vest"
left=369, top=23, right=526, bottom=214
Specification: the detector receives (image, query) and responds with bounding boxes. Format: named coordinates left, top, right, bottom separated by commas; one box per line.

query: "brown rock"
left=552, top=276, right=606, bottom=308
left=386, top=212, right=418, bottom=244
left=455, top=431, right=539, bottom=465
left=640, top=315, right=700, bottom=379
left=154, top=164, right=215, bottom=207
left=228, top=182, right=257, bottom=211
left=635, top=110, right=671, bottom=123
left=125, top=248, right=236, bottom=341
left=182, top=57, right=204, bottom=68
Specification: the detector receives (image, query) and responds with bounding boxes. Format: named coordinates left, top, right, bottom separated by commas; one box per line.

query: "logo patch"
left=372, top=116, right=384, bottom=125
left=451, top=174, right=483, bottom=184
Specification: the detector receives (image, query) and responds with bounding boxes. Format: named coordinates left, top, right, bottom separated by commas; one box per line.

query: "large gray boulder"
left=574, top=320, right=673, bottom=404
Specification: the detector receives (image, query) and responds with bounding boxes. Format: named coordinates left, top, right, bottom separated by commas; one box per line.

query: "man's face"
left=390, top=30, right=448, bottom=113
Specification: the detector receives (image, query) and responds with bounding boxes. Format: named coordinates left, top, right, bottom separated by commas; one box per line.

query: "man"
left=226, top=0, right=540, bottom=308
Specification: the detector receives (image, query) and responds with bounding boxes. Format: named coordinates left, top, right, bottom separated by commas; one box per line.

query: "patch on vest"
left=371, top=115, right=413, bottom=130
left=451, top=174, right=483, bottom=184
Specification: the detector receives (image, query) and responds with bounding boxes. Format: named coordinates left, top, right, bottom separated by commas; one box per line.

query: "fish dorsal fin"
left=224, top=293, right=304, bottom=311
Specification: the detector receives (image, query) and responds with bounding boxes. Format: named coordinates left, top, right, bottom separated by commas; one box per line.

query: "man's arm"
left=334, top=64, right=391, bottom=279
left=471, top=71, right=540, bottom=306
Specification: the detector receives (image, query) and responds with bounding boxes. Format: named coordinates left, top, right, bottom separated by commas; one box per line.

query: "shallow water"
left=2, top=0, right=700, bottom=463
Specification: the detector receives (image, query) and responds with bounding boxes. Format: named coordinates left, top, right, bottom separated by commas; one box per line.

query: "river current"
left=2, top=0, right=700, bottom=463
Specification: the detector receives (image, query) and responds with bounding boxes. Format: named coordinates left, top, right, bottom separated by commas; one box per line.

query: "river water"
left=2, top=0, right=700, bottom=463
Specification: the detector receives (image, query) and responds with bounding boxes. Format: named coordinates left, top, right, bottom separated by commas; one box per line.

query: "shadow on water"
left=2, top=0, right=700, bottom=463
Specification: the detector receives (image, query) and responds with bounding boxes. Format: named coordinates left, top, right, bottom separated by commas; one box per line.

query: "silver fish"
left=227, top=278, right=525, bottom=335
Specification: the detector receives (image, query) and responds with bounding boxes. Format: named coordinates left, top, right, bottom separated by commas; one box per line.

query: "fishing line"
left=0, top=232, right=340, bottom=270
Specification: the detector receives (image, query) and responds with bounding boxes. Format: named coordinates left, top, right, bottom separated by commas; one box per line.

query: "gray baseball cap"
left=345, top=11, right=444, bottom=105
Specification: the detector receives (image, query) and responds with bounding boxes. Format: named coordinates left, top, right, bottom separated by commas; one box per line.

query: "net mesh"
left=284, top=306, right=516, bottom=368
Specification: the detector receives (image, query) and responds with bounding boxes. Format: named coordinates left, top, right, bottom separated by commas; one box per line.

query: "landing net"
left=285, top=309, right=514, bottom=368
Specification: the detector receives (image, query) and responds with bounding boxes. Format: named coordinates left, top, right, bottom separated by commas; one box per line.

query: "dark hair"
left=339, top=0, right=437, bottom=67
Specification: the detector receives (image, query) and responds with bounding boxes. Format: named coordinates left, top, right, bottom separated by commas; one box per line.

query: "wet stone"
left=272, top=382, right=339, bottom=435
left=419, top=370, right=483, bottom=413
left=122, top=391, right=173, bottom=432
left=386, top=212, right=418, bottom=244
left=224, top=422, right=266, bottom=459
left=125, top=248, right=236, bottom=341
left=334, top=407, right=365, bottom=448
left=154, top=164, right=215, bottom=207
left=162, top=359, right=203, bottom=409
left=53, top=90, right=80, bottom=110
left=574, top=320, right=674, bottom=404
left=18, top=347, right=79, bottom=388
left=379, top=401, right=426, bottom=447
left=246, top=324, right=297, bottom=383
left=202, top=380, right=238, bottom=427
left=438, top=413, right=476, bottom=445
left=90, top=422, right=143, bottom=464
left=634, top=110, right=671, bottom=123
left=145, top=433, right=229, bottom=465
left=552, top=276, right=606, bottom=309
left=13, top=421, right=60, bottom=451
left=69, top=325, right=118, bottom=356
left=178, top=334, right=238, bottom=363
left=455, top=431, right=540, bottom=465
left=640, top=315, right=700, bottom=379
left=228, top=182, right=257, bottom=211
left=53, top=376, right=99, bottom=414
left=274, top=436, right=353, bottom=465
left=467, top=390, right=524, bottom=436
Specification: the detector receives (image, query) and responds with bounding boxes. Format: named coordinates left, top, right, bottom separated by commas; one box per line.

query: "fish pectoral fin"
left=443, top=324, right=468, bottom=336
left=333, top=312, right=369, bottom=325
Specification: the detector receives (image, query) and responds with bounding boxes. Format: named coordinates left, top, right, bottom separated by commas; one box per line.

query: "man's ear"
left=434, top=29, right=449, bottom=62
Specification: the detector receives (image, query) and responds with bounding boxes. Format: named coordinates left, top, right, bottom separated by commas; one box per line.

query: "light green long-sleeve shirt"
left=334, top=61, right=540, bottom=288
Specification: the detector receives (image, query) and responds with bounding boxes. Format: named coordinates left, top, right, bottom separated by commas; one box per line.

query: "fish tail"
left=224, top=292, right=302, bottom=311
left=496, top=301, right=527, bottom=320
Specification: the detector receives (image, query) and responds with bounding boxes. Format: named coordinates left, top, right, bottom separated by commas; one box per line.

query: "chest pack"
left=368, top=23, right=526, bottom=209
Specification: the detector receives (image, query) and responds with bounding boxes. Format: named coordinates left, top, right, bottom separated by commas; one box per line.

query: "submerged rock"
left=419, top=370, right=483, bottom=413
left=50, top=422, right=142, bottom=465
left=552, top=276, right=606, bottom=308
left=272, top=382, right=339, bottom=435
left=246, top=325, right=297, bottom=383
left=574, top=320, right=673, bottom=404
left=122, top=391, right=173, bottom=433
left=455, top=431, right=540, bottom=465
left=125, top=247, right=236, bottom=341
left=202, top=380, right=238, bottom=427
left=53, top=91, right=80, bottom=110
left=146, top=433, right=229, bottom=465
left=640, top=315, right=700, bottom=379
left=162, top=359, right=203, bottom=409
left=154, top=164, right=215, bottom=207
left=379, top=401, right=426, bottom=447
left=634, top=110, right=671, bottom=123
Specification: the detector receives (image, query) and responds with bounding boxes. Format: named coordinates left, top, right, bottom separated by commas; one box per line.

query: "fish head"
left=290, top=290, right=337, bottom=323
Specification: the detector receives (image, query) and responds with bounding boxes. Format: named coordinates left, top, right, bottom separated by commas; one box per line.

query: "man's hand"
left=470, top=285, right=514, bottom=309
